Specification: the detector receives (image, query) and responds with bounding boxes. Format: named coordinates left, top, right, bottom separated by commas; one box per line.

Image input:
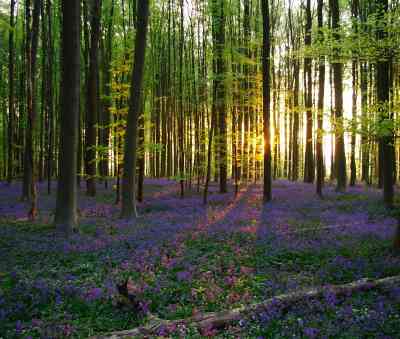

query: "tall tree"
left=85, top=0, right=102, bottom=197
left=7, top=0, right=16, bottom=184
left=212, top=0, right=227, bottom=193
left=45, top=0, right=54, bottom=195
left=262, top=0, right=272, bottom=202
left=376, top=0, right=394, bottom=207
left=178, top=0, right=185, bottom=198
left=316, top=0, right=325, bottom=197
left=288, top=2, right=300, bottom=182
left=22, top=0, right=41, bottom=220
left=330, top=0, right=346, bottom=192
left=303, top=0, right=314, bottom=183
left=121, top=0, right=150, bottom=220
left=55, top=0, right=81, bottom=234
left=100, top=0, right=115, bottom=188
left=350, top=0, right=359, bottom=186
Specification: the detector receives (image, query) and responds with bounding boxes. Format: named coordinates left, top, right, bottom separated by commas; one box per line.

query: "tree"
left=303, top=0, right=314, bottom=184
left=330, top=0, right=346, bottom=192
left=178, top=0, right=185, bottom=198
left=22, top=0, right=41, bottom=220
left=376, top=0, right=394, bottom=207
left=350, top=0, right=359, bottom=187
left=121, top=0, right=150, bottom=220
left=261, top=0, right=272, bottom=203
left=45, top=0, right=54, bottom=195
left=316, top=0, right=325, bottom=197
left=211, top=0, right=227, bottom=193
left=55, top=0, right=81, bottom=234
left=85, top=0, right=102, bottom=197
left=100, top=0, right=115, bottom=189
left=7, top=0, right=16, bottom=184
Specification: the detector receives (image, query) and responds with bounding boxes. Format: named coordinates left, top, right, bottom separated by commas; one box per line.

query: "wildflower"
left=176, top=270, right=192, bottom=282
left=303, top=327, right=319, bottom=338
left=15, top=320, right=22, bottom=334
left=86, top=287, right=103, bottom=301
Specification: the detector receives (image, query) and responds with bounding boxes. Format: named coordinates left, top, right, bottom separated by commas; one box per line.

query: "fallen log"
left=91, top=275, right=400, bottom=339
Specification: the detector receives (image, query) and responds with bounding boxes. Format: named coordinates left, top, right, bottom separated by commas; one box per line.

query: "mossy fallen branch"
left=91, top=275, right=400, bottom=338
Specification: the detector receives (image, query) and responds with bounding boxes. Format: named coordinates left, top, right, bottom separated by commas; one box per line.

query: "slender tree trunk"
left=350, top=0, right=359, bottom=187
left=304, top=0, right=314, bottom=183
left=292, top=61, right=300, bottom=181
left=331, top=0, right=346, bottom=192
left=100, top=0, right=115, bottom=189
left=23, top=0, right=41, bottom=220
left=120, top=0, right=149, bottom=220
left=7, top=0, right=16, bottom=184
left=203, top=98, right=216, bottom=205
left=350, top=60, right=357, bottom=186
left=211, top=0, right=227, bottom=193
left=360, top=62, right=369, bottom=184
left=55, top=0, right=80, bottom=234
left=85, top=0, right=102, bottom=197
left=178, top=0, right=185, bottom=198
left=262, top=0, right=272, bottom=202
left=376, top=0, right=393, bottom=207
left=316, top=0, right=325, bottom=197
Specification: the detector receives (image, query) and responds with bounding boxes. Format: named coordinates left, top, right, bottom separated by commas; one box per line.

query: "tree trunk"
left=120, top=0, right=149, bottom=220
left=331, top=0, right=346, bottom=192
left=350, top=60, right=357, bottom=186
left=55, top=0, right=81, bottom=235
left=85, top=0, right=102, bottom=197
left=22, top=0, right=41, bottom=220
left=211, top=0, right=227, bottom=193
left=7, top=0, right=16, bottom=184
left=304, top=0, right=314, bottom=184
left=203, top=96, right=216, bottom=205
left=376, top=0, right=393, bottom=207
left=316, top=0, right=325, bottom=197
left=360, top=62, right=369, bottom=184
left=178, top=0, right=185, bottom=198
left=292, top=61, right=300, bottom=181
left=262, top=0, right=272, bottom=203
left=100, top=0, right=115, bottom=189
left=350, top=0, right=359, bottom=187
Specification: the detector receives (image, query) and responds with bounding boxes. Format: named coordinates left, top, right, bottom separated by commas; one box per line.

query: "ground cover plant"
left=1, top=179, right=399, bottom=338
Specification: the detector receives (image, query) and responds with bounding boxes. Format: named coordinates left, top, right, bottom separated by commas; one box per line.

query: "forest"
left=1, top=0, right=400, bottom=337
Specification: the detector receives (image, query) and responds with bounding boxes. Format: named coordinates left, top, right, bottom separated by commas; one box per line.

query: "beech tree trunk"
left=262, top=0, right=272, bottom=203
left=316, top=0, right=325, bottom=197
left=100, top=0, right=115, bottom=189
left=331, top=0, right=346, bottom=192
left=55, top=0, right=81, bottom=235
left=376, top=0, right=394, bottom=207
left=22, top=0, right=41, bottom=220
left=46, top=0, right=54, bottom=195
left=7, top=0, right=16, bottom=184
left=120, top=0, right=150, bottom=220
left=178, top=0, right=185, bottom=198
left=360, top=62, right=369, bottom=184
left=350, top=0, right=359, bottom=187
left=292, top=61, right=300, bottom=181
left=85, top=0, right=102, bottom=197
left=303, top=0, right=314, bottom=184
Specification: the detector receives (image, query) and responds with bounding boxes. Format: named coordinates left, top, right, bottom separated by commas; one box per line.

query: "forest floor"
left=1, top=179, right=400, bottom=338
